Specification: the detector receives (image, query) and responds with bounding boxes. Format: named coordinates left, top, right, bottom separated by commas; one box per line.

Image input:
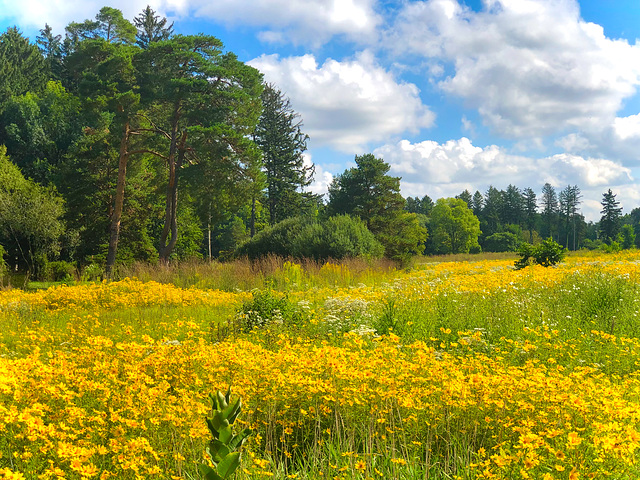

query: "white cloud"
left=0, top=0, right=173, bottom=33
left=193, top=0, right=380, bottom=46
left=303, top=153, right=333, bottom=199
left=387, top=0, right=640, bottom=139
left=1, top=0, right=379, bottom=46
left=614, top=114, right=640, bottom=141
left=373, top=137, right=634, bottom=221
left=249, top=51, right=435, bottom=152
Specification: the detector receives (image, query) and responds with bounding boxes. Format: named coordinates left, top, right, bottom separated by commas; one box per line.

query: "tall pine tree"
left=254, top=83, right=313, bottom=225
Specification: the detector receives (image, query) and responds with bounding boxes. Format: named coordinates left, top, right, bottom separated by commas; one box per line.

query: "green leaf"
left=223, top=397, right=242, bottom=423
left=219, top=425, right=233, bottom=444
left=206, top=418, right=219, bottom=439
left=208, top=439, right=230, bottom=462
left=229, top=428, right=252, bottom=450
left=224, top=386, right=231, bottom=405
left=211, top=412, right=230, bottom=432
left=199, top=463, right=225, bottom=480
left=217, top=390, right=228, bottom=410
left=217, top=452, right=241, bottom=479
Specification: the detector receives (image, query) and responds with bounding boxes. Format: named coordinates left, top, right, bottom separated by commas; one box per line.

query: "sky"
left=1, top=0, right=640, bottom=221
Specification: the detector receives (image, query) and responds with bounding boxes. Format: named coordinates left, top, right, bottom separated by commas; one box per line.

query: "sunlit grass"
left=2, top=252, right=640, bottom=479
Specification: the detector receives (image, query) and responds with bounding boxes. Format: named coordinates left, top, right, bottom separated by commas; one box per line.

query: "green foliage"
left=237, top=215, right=384, bottom=261
left=0, top=243, right=7, bottom=282
left=133, top=6, right=174, bottom=48
left=0, top=146, right=65, bottom=277
left=235, top=290, right=309, bottom=332
left=0, top=81, right=82, bottom=184
left=620, top=224, right=636, bottom=249
left=0, top=27, right=48, bottom=105
left=600, top=189, right=622, bottom=244
left=200, top=388, right=251, bottom=480
left=372, top=212, right=426, bottom=265
left=42, top=260, right=76, bottom=282
left=256, top=84, right=313, bottom=225
left=514, top=237, right=566, bottom=269
left=430, top=198, right=482, bottom=254
left=483, top=232, right=520, bottom=252
left=327, top=153, right=404, bottom=229
left=327, top=154, right=426, bottom=262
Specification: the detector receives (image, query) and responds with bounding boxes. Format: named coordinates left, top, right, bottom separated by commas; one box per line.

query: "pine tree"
left=599, top=189, right=622, bottom=243
left=133, top=6, right=174, bottom=48
left=540, top=183, right=558, bottom=241
left=255, top=84, right=313, bottom=225
left=0, top=27, right=48, bottom=105
left=559, top=185, right=581, bottom=250
left=523, top=187, right=537, bottom=243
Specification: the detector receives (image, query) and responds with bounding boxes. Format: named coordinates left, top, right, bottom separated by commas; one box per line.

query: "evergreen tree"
left=481, top=186, right=502, bottom=237
left=254, top=83, right=313, bottom=225
left=523, top=187, right=537, bottom=243
left=327, top=153, right=425, bottom=261
left=133, top=6, right=174, bottom=48
left=501, top=184, right=524, bottom=226
left=405, top=195, right=434, bottom=216
left=558, top=185, right=581, bottom=250
left=135, top=34, right=263, bottom=261
left=471, top=190, right=484, bottom=217
left=456, top=189, right=472, bottom=208
left=36, top=24, right=63, bottom=80
left=0, top=27, right=48, bottom=106
left=540, top=183, right=558, bottom=241
left=599, top=189, right=622, bottom=243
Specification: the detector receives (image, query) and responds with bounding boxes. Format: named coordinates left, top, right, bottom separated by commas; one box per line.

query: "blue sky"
left=1, top=0, right=640, bottom=221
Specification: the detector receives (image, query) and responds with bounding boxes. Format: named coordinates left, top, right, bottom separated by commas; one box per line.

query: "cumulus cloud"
left=373, top=137, right=634, bottom=221
left=614, top=114, right=640, bottom=141
left=0, top=0, right=174, bottom=32
left=303, top=153, right=333, bottom=199
left=249, top=51, right=435, bottom=152
left=386, top=0, right=640, bottom=140
left=0, top=0, right=379, bottom=46
left=193, top=0, right=380, bottom=46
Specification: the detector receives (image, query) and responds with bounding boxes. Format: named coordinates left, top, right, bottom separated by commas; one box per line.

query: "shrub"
left=234, top=290, right=310, bottom=332
left=484, top=232, right=520, bottom=252
left=515, top=237, right=565, bottom=269
left=236, top=215, right=383, bottom=261
left=0, top=244, right=7, bottom=283
left=42, top=260, right=76, bottom=282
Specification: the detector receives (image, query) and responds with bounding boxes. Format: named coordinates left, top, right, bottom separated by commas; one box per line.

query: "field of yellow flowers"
left=3, top=252, right=640, bottom=479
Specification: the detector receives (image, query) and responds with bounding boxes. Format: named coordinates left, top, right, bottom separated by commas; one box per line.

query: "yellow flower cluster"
left=1, top=251, right=640, bottom=479
left=1, top=331, right=640, bottom=478
left=0, top=278, right=249, bottom=312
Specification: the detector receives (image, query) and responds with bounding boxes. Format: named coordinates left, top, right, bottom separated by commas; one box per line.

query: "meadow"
left=2, top=252, right=640, bottom=479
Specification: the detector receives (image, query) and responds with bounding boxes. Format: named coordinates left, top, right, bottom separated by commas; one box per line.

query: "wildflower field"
left=3, top=252, right=640, bottom=479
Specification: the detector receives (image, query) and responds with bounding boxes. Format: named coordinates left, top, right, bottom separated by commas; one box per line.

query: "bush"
left=236, top=215, right=384, bottom=261
left=515, top=238, right=566, bottom=269
left=234, top=290, right=310, bottom=332
left=0, top=244, right=7, bottom=283
left=484, top=232, right=520, bottom=252
left=43, top=260, right=76, bottom=282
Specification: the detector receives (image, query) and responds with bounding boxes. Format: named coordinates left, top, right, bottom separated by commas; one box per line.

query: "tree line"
left=406, top=183, right=634, bottom=254
left=0, top=6, right=636, bottom=281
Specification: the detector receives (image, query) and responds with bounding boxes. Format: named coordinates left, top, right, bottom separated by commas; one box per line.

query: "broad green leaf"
left=199, top=463, right=225, bottom=480
left=229, top=428, right=252, bottom=450
left=217, top=452, right=241, bottom=478
left=208, top=439, right=230, bottom=461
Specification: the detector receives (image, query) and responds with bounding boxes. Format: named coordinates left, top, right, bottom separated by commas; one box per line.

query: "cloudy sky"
left=1, top=0, right=640, bottom=221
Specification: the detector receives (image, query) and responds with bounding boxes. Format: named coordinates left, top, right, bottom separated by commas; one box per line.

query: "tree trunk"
left=159, top=128, right=187, bottom=262
left=105, top=119, right=131, bottom=279
left=250, top=195, right=256, bottom=237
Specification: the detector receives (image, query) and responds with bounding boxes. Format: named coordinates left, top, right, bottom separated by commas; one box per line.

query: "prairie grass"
left=2, top=252, right=640, bottom=479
